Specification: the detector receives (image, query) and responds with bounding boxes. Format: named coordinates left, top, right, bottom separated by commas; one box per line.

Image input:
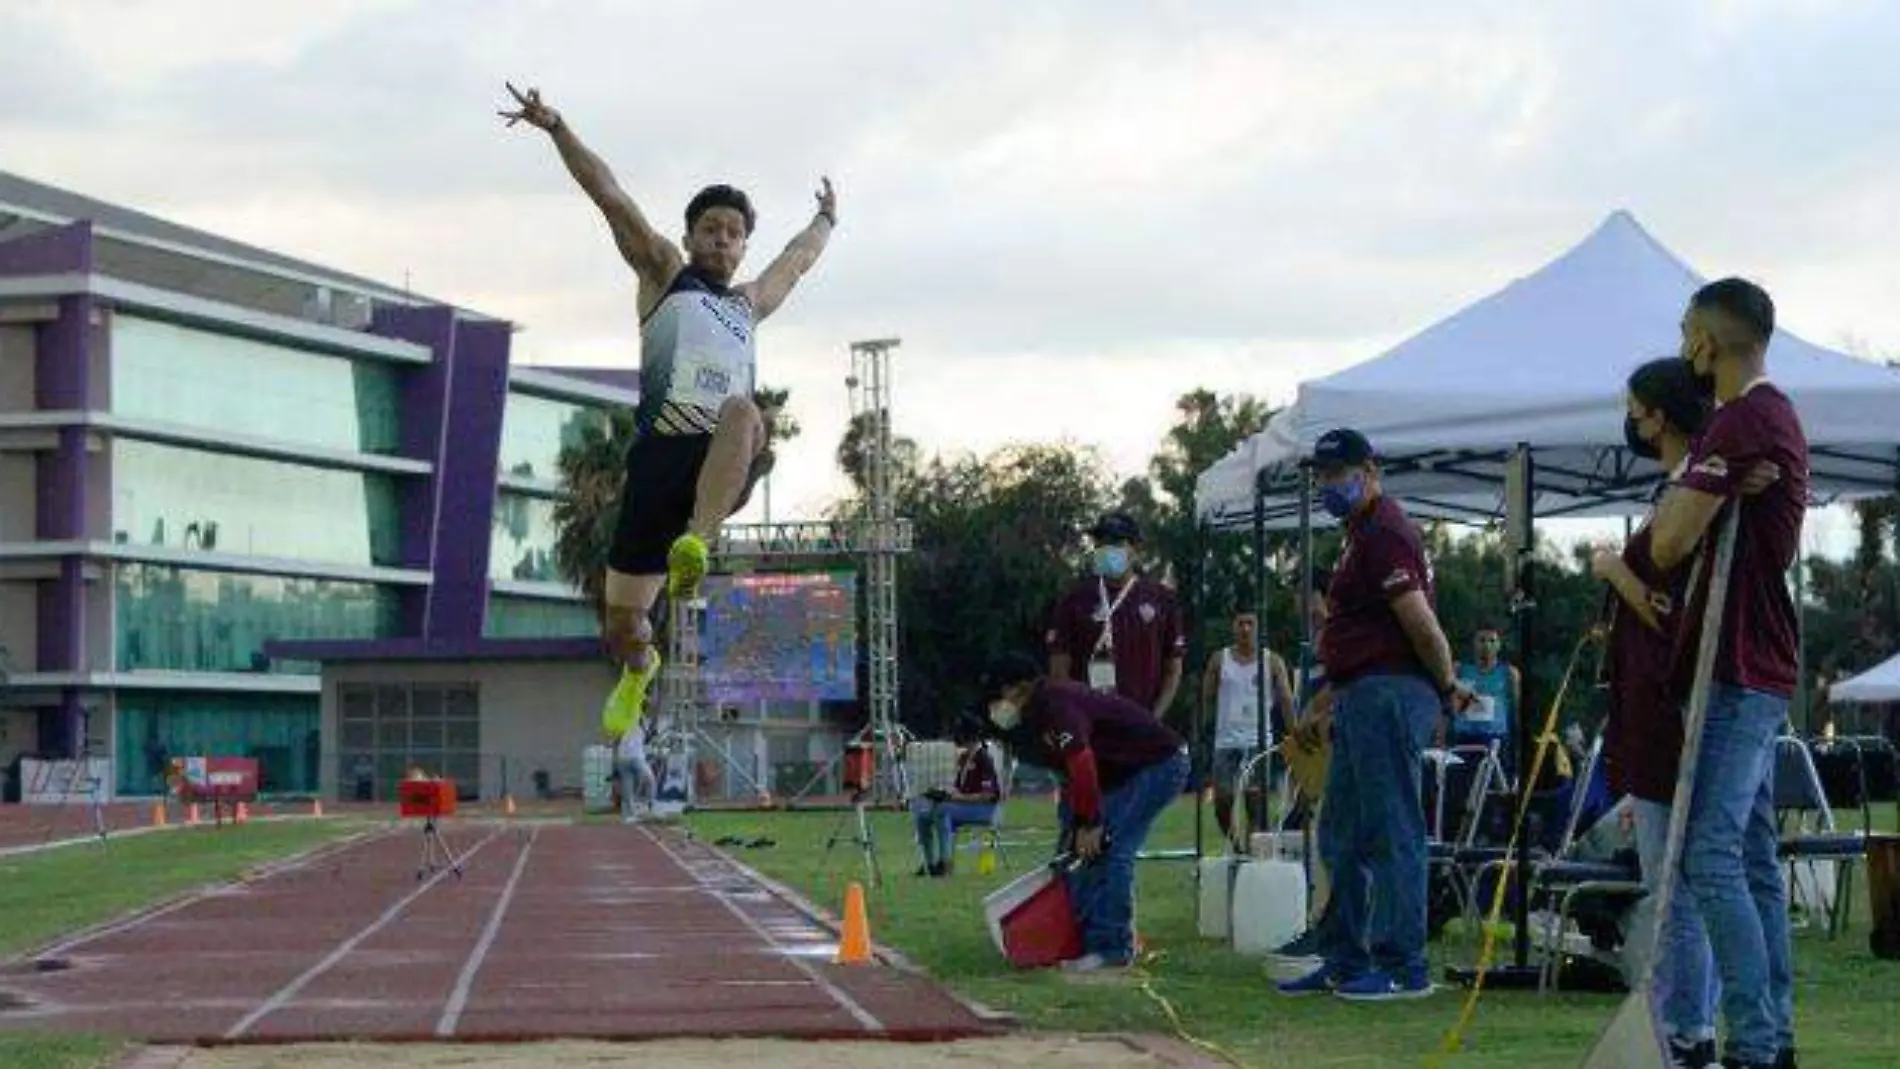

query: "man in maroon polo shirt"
left=1647, top=278, right=1807, bottom=1069
left=1275, top=428, right=1475, bottom=1003
left=980, top=651, right=1189, bottom=973
left=1046, top=511, right=1187, bottom=719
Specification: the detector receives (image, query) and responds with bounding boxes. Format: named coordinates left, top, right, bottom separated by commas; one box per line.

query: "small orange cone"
left=311, top=798, right=323, bottom=817
left=187, top=803, right=201, bottom=825
left=503, top=794, right=517, bottom=816
left=834, top=881, right=873, bottom=964
left=235, top=801, right=250, bottom=824
left=150, top=802, right=167, bottom=827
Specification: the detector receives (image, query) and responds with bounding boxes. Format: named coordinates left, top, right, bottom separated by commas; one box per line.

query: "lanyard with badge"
left=1088, top=577, right=1136, bottom=693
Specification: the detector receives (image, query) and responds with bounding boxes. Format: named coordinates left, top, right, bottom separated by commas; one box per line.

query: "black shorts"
left=607, top=432, right=712, bottom=576
left=605, top=431, right=771, bottom=576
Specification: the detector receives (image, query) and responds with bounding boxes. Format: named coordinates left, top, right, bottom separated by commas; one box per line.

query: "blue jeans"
left=1061, top=748, right=1190, bottom=962
left=908, top=797, right=997, bottom=867
left=1680, top=684, right=1793, bottom=1063
left=1317, top=674, right=1437, bottom=981
left=1631, top=799, right=1719, bottom=1042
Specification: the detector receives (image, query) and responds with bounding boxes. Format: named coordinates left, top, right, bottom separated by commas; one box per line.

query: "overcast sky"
left=5, top=0, right=1896, bottom=560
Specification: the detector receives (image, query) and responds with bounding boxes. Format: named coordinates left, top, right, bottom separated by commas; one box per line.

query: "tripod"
left=824, top=788, right=884, bottom=889
left=416, top=816, right=463, bottom=880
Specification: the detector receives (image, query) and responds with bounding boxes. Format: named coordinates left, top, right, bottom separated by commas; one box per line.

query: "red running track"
left=0, top=821, right=1003, bottom=1044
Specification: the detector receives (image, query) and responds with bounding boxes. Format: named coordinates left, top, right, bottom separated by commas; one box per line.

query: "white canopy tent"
left=1196, top=210, right=1900, bottom=530
left=1829, top=651, right=1900, bottom=704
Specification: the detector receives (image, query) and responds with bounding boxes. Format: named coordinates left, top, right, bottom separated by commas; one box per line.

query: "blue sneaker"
left=1334, top=968, right=1433, bottom=1002
left=1274, top=964, right=1340, bottom=997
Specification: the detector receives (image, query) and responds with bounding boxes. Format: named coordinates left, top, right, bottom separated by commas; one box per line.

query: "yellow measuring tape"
left=1423, top=627, right=1600, bottom=1067
left=1130, top=950, right=1255, bottom=1069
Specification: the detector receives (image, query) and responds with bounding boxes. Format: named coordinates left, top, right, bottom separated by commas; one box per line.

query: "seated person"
left=979, top=650, right=1190, bottom=974
left=910, top=724, right=1002, bottom=876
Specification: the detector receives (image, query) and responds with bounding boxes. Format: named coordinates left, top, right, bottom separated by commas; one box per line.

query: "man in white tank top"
left=1200, top=611, right=1293, bottom=841
left=501, top=83, right=839, bottom=736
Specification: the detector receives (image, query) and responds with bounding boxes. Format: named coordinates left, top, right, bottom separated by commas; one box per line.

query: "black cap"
left=1088, top=510, right=1142, bottom=544
left=978, top=651, right=1043, bottom=702
left=1312, top=428, right=1375, bottom=471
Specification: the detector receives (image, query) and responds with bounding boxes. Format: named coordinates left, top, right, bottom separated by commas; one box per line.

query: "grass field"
left=686, top=796, right=1900, bottom=1068
left=0, top=816, right=374, bottom=1069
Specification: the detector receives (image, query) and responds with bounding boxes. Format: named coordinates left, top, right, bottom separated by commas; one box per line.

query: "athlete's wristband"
left=817, top=209, right=837, bottom=228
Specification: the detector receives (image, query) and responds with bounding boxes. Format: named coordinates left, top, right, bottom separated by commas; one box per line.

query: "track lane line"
left=434, top=824, right=539, bottom=1037
left=640, top=826, right=883, bottom=1032
left=223, top=825, right=505, bottom=1040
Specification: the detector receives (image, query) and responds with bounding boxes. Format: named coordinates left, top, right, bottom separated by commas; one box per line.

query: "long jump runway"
left=0, top=821, right=1002, bottom=1044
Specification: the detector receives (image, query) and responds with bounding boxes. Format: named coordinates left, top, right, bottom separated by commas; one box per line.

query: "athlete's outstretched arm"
left=500, top=82, right=681, bottom=287
left=740, top=177, right=838, bottom=321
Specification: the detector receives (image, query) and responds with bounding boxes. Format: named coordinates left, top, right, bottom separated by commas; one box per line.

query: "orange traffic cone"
left=835, top=881, right=873, bottom=965
left=187, top=803, right=201, bottom=825
left=311, top=798, right=324, bottom=817
left=150, top=802, right=167, bottom=827
left=235, top=801, right=250, bottom=824
left=503, top=794, right=517, bottom=816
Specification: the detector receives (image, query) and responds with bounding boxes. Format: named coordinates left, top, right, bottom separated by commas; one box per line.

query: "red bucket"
left=984, top=865, right=1083, bottom=969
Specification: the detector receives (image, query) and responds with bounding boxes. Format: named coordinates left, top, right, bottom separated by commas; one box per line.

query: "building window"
left=497, top=392, right=609, bottom=483
left=115, top=692, right=320, bottom=797
left=484, top=594, right=597, bottom=638
left=114, top=563, right=403, bottom=674
left=112, top=439, right=403, bottom=567
left=336, top=682, right=480, bottom=802
left=489, top=492, right=563, bottom=583
left=110, top=313, right=403, bottom=454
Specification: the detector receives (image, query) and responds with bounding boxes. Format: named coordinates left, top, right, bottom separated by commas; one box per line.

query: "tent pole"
left=1512, top=446, right=1538, bottom=971
left=1192, top=519, right=1209, bottom=863
left=1252, top=470, right=1270, bottom=841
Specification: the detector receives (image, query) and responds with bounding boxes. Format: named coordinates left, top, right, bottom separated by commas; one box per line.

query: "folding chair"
left=1774, top=734, right=1870, bottom=940
left=1461, top=734, right=1645, bottom=992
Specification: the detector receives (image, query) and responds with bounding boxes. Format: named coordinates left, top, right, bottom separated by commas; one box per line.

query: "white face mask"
left=987, top=699, right=1021, bottom=731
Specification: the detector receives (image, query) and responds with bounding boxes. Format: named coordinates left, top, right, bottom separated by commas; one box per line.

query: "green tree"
left=831, top=435, right=1116, bottom=733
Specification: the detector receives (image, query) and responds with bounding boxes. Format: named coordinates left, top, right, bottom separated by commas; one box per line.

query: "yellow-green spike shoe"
left=667, top=532, right=710, bottom=598
left=600, top=648, right=662, bottom=741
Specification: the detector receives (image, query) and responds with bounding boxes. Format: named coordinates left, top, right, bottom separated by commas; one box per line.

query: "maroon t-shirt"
left=1604, top=522, right=1696, bottom=803
left=1671, top=381, right=1809, bottom=699
left=953, top=745, right=1001, bottom=798
left=1046, top=574, right=1186, bottom=712
left=1319, top=495, right=1436, bottom=686
left=1017, top=679, right=1185, bottom=793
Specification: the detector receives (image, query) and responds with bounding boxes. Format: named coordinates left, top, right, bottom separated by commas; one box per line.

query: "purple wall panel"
left=0, top=219, right=93, bottom=276
left=368, top=305, right=455, bottom=636
left=429, top=318, right=510, bottom=639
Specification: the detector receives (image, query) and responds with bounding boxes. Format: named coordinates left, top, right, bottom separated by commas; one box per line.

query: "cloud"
left=3, top=0, right=1896, bottom=559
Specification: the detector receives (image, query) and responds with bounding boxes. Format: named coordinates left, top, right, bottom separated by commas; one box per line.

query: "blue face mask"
left=1319, top=476, right=1365, bottom=519
left=1094, top=546, right=1131, bottom=579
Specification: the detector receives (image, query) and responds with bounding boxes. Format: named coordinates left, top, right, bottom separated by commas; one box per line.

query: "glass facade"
left=115, top=692, right=320, bottom=796
left=115, top=563, right=403, bottom=674
left=496, top=392, right=607, bottom=482
left=112, top=439, right=403, bottom=567
left=484, top=594, right=598, bottom=639
left=335, top=683, right=481, bottom=802
left=489, top=491, right=562, bottom=583
left=110, top=313, right=403, bottom=454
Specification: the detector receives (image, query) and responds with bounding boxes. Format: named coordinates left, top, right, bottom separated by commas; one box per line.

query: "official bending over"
left=1277, top=429, right=1473, bottom=1002
left=500, top=82, right=839, bottom=737
left=981, top=652, right=1190, bottom=974
left=1648, top=279, right=1807, bottom=1069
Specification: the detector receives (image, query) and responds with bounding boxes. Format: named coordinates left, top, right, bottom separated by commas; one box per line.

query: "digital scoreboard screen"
left=701, top=571, right=858, bottom=704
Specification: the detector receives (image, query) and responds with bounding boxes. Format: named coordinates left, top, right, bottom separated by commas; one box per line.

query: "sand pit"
left=167, top=1035, right=1222, bottom=1069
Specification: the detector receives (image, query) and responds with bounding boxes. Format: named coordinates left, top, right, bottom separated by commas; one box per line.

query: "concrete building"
left=0, top=171, right=855, bottom=807
left=0, top=170, right=637, bottom=802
